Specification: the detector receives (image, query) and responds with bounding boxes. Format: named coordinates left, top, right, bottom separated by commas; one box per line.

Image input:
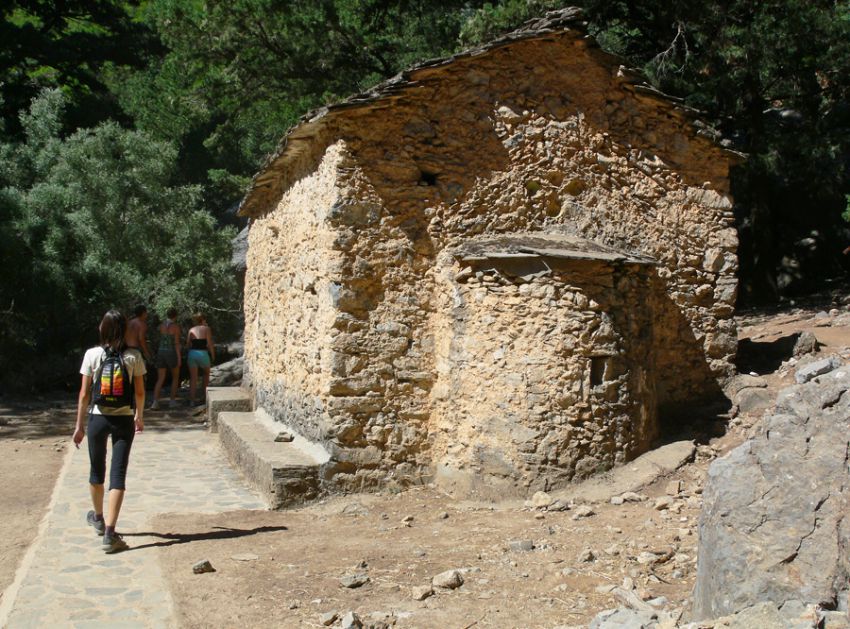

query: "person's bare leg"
left=169, top=366, right=179, bottom=402
left=105, top=488, right=125, bottom=528
left=189, top=366, right=198, bottom=403
left=201, top=367, right=210, bottom=402
left=153, top=367, right=166, bottom=403
left=90, top=483, right=104, bottom=516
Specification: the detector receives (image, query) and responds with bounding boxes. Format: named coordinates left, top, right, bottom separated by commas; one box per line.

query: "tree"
left=0, top=1, right=158, bottom=137
left=109, top=0, right=487, bottom=210
left=0, top=89, right=238, bottom=390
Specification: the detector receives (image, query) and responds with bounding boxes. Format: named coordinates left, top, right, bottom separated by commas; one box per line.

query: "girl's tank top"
left=158, top=319, right=176, bottom=350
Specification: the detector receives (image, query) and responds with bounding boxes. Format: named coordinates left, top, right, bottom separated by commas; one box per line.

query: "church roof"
left=239, top=7, right=741, bottom=218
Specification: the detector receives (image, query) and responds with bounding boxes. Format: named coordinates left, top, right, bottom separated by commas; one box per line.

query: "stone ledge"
left=206, top=387, right=252, bottom=432
left=217, top=411, right=326, bottom=509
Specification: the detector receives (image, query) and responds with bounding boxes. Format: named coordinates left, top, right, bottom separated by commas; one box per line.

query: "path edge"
left=0, top=444, right=76, bottom=626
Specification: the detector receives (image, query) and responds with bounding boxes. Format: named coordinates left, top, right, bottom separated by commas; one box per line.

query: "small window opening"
left=590, top=357, right=607, bottom=387
left=419, top=170, right=438, bottom=186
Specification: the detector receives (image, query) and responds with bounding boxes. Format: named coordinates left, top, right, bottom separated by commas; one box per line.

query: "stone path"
left=2, top=414, right=264, bottom=628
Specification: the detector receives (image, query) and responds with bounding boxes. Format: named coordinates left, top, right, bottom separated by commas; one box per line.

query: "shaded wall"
left=430, top=255, right=657, bottom=497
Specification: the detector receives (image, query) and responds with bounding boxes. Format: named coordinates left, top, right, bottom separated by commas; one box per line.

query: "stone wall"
left=244, top=31, right=738, bottom=494
left=244, top=143, right=347, bottom=445
left=430, top=254, right=658, bottom=497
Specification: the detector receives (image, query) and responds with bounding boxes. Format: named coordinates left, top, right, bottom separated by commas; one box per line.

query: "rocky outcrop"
left=693, top=358, right=850, bottom=619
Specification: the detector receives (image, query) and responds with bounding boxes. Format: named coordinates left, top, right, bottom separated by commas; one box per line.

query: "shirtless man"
left=125, top=305, right=151, bottom=361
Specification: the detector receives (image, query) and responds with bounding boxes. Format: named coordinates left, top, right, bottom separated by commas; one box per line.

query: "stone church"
left=237, top=8, right=741, bottom=498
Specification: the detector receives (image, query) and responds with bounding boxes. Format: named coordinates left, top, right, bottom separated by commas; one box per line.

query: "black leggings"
left=87, top=413, right=135, bottom=490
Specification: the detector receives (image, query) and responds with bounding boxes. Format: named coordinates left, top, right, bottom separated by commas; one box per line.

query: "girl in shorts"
left=187, top=312, right=215, bottom=408
left=73, top=310, right=145, bottom=553
left=151, top=307, right=182, bottom=410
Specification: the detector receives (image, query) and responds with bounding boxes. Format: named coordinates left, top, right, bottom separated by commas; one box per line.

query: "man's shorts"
left=155, top=348, right=178, bottom=369
left=187, top=349, right=211, bottom=369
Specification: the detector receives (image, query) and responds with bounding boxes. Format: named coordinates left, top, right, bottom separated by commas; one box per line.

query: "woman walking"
left=187, top=312, right=215, bottom=408
left=73, top=310, right=146, bottom=553
left=151, top=307, right=182, bottom=410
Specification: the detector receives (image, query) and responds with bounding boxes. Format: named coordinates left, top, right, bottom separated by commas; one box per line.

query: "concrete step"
left=217, top=409, right=329, bottom=509
left=206, top=386, right=252, bottom=432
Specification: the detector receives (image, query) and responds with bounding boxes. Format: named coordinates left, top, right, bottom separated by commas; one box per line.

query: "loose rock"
left=509, top=539, right=534, bottom=552
left=320, top=611, right=338, bottom=626
left=340, top=611, right=362, bottom=629
left=339, top=573, right=370, bottom=589
left=432, top=569, right=464, bottom=589
left=572, top=505, right=595, bottom=519
left=412, top=584, right=434, bottom=601
left=192, top=559, right=215, bottom=574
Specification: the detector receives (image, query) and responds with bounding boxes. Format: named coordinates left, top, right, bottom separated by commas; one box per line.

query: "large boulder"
left=693, top=362, right=850, bottom=619
left=209, top=356, right=244, bottom=386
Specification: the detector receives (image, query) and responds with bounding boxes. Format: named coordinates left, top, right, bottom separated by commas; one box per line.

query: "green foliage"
left=0, top=90, right=238, bottom=389
left=112, top=0, right=485, bottom=198
left=458, top=0, right=560, bottom=46
left=0, top=1, right=157, bottom=137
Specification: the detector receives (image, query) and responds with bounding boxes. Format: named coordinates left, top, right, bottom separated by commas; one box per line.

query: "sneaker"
left=149, top=400, right=160, bottom=411
left=86, top=510, right=105, bottom=536
left=103, top=533, right=129, bottom=554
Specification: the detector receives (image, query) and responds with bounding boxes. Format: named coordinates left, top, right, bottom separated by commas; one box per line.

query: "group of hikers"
left=72, top=307, right=216, bottom=553
left=124, top=305, right=216, bottom=410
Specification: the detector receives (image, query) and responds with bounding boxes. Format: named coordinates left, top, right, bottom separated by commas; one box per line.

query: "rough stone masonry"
left=239, top=8, right=741, bottom=498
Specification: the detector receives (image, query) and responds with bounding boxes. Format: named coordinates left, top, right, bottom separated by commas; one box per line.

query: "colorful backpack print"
left=92, top=348, right=135, bottom=408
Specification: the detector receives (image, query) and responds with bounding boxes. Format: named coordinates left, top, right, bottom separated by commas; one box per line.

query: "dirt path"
left=0, top=400, right=71, bottom=602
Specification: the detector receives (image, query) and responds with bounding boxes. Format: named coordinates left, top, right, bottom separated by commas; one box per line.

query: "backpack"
left=91, top=347, right=135, bottom=409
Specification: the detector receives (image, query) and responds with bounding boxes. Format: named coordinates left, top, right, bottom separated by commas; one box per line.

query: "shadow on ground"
left=124, top=525, right=288, bottom=552
left=0, top=394, right=207, bottom=440
left=736, top=333, right=803, bottom=375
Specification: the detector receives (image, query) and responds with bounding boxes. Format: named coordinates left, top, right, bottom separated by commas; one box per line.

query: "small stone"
left=637, top=552, right=660, bottom=565
left=610, top=496, right=625, bottom=505
left=531, top=490, right=553, bottom=509
left=534, top=513, right=545, bottom=520
left=320, top=611, right=338, bottom=626
left=432, top=569, right=464, bottom=589
left=402, top=515, right=414, bottom=522
left=654, top=496, right=673, bottom=510
left=192, top=559, right=215, bottom=574
left=438, top=512, right=449, bottom=519
left=340, top=611, right=362, bottom=629
left=412, top=584, right=434, bottom=601
left=795, top=355, right=841, bottom=383
left=509, top=539, right=534, bottom=552
left=231, top=553, right=259, bottom=561
left=274, top=431, right=294, bottom=442
left=665, top=480, right=682, bottom=496
left=577, top=548, right=595, bottom=563
left=288, top=600, right=300, bottom=610
left=339, top=573, right=370, bottom=588
left=620, top=492, right=645, bottom=502
left=572, top=505, right=595, bottom=520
